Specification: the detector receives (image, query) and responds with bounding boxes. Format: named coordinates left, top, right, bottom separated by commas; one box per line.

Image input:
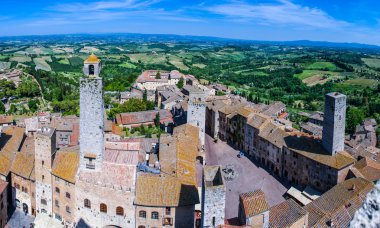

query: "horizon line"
left=0, top=32, right=379, bottom=49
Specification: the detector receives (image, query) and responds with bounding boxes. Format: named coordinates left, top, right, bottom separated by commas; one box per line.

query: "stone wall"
left=52, top=177, right=76, bottom=226
left=11, top=174, right=34, bottom=215
left=187, top=92, right=207, bottom=149
left=202, top=166, right=226, bottom=228
left=75, top=174, right=135, bottom=227
left=0, top=183, right=8, bottom=228
left=34, top=128, right=55, bottom=217
left=322, top=93, right=346, bottom=155
left=79, top=77, right=104, bottom=171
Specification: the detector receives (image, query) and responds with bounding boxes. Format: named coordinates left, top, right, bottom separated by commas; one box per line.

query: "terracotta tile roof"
left=104, top=149, right=138, bottom=165
left=352, top=157, right=380, bottom=182
left=240, top=190, right=270, bottom=217
left=237, top=106, right=256, bottom=118
left=258, top=122, right=288, bottom=148
left=219, top=103, right=245, bottom=115
left=0, top=154, right=11, bottom=176
left=269, top=199, right=307, bottom=228
left=52, top=150, right=79, bottom=183
left=0, top=179, right=8, bottom=193
left=78, top=162, right=135, bottom=190
left=0, top=127, right=25, bottom=176
left=1, top=127, right=25, bottom=160
left=285, top=133, right=355, bottom=169
left=135, top=124, right=200, bottom=207
left=247, top=113, right=271, bottom=129
left=0, top=115, right=13, bottom=125
left=115, top=109, right=173, bottom=126
left=136, top=70, right=171, bottom=83
left=19, top=136, right=35, bottom=155
left=135, top=174, right=199, bottom=207
left=304, top=177, right=374, bottom=227
left=10, top=152, right=35, bottom=180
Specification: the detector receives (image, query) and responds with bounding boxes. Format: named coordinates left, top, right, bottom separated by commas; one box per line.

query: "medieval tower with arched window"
left=79, top=54, right=104, bottom=171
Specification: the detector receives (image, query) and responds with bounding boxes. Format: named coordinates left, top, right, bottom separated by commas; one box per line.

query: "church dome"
left=85, top=53, right=100, bottom=63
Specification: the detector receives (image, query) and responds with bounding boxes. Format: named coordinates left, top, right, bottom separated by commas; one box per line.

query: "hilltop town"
left=0, top=53, right=378, bottom=228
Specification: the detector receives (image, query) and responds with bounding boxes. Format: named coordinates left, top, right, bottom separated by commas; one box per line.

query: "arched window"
left=84, top=199, right=91, bottom=209
left=139, top=210, right=146, bottom=218
left=55, top=187, right=60, bottom=194
left=151, top=211, right=159, bottom=219
left=41, top=199, right=47, bottom=205
left=138, top=226, right=146, bottom=228
left=100, top=203, right=107, bottom=213
left=89, top=65, right=95, bottom=75
left=116, top=206, right=124, bottom=216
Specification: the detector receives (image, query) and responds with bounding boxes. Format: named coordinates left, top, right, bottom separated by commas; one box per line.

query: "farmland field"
left=58, top=58, right=70, bottom=65
left=193, top=63, right=206, bottom=68
left=119, top=62, right=136, bottom=68
left=10, top=56, right=32, bottom=63
left=362, top=58, right=380, bottom=68
left=34, top=58, right=52, bottom=71
left=295, top=70, right=342, bottom=86
left=168, top=55, right=189, bottom=70
left=306, top=62, right=340, bottom=71
left=127, top=53, right=168, bottom=66
left=0, top=62, right=11, bottom=70
left=343, top=78, right=379, bottom=88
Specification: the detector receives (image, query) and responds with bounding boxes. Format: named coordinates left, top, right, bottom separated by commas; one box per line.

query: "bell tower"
left=83, top=53, right=102, bottom=77
left=79, top=54, right=104, bottom=171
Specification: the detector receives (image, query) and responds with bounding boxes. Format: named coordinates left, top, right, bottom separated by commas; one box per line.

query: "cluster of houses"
left=0, top=54, right=378, bottom=228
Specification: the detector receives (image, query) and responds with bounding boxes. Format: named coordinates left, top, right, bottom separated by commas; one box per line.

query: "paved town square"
left=205, top=135, right=288, bottom=221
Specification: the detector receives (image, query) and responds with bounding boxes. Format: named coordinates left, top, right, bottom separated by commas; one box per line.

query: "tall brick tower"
left=79, top=54, right=104, bottom=171
left=322, top=92, right=346, bottom=156
left=35, top=127, right=56, bottom=216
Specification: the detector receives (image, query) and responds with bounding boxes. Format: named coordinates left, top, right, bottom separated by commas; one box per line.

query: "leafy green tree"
left=143, top=89, right=148, bottom=101
left=7, top=104, right=17, bottom=114
left=155, top=71, right=161, bottom=79
left=346, top=107, right=366, bottom=134
left=0, top=102, right=5, bottom=114
left=154, top=112, right=160, bottom=127
left=176, top=77, right=184, bottom=89
left=108, top=98, right=155, bottom=119
left=28, top=99, right=39, bottom=112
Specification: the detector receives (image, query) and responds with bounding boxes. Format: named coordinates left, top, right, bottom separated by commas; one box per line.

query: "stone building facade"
left=187, top=86, right=207, bottom=149
left=212, top=92, right=355, bottom=193
left=0, top=180, right=7, bottom=228
left=202, top=166, right=226, bottom=228
left=79, top=54, right=104, bottom=171
left=34, top=127, right=56, bottom=217
left=322, top=92, right=346, bottom=155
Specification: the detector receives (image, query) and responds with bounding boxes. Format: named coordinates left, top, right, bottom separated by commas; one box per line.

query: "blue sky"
left=1, top=0, right=380, bottom=45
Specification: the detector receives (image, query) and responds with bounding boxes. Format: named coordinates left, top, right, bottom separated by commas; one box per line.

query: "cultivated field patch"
left=10, top=56, right=32, bottom=63
left=306, top=61, right=340, bottom=71
left=362, top=58, right=380, bottom=69
left=343, top=78, right=379, bottom=88
left=34, top=58, right=52, bottom=71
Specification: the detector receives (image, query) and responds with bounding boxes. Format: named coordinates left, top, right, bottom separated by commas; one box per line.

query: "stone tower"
left=34, top=127, right=56, bottom=216
left=79, top=54, right=104, bottom=171
left=202, top=166, right=226, bottom=228
left=322, top=92, right=346, bottom=156
left=187, top=86, right=207, bottom=149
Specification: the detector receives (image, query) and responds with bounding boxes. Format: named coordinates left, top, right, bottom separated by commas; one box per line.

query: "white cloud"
left=27, top=0, right=202, bottom=27
left=51, top=0, right=160, bottom=13
left=206, top=0, right=351, bottom=29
